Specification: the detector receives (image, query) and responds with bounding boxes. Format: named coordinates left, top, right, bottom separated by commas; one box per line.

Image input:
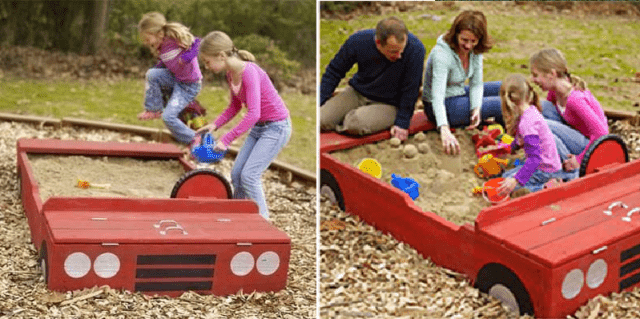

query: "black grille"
left=135, top=254, right=215, bottom=292
left=620, top=245, right=640, bottom=291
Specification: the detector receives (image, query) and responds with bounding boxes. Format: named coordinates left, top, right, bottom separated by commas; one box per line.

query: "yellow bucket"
left=358, top=158, right=382, bottom=178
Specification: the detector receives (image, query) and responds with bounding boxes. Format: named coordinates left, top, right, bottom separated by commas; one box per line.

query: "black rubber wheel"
left=171, top=168, right=232, bottom=199
left=476, top=263, right=534, bottom=316
left=320, top=169, right=345, bottom=211
left=579, top=134, right=628, bottom=177
left=39, top=241, right=48, bottom=285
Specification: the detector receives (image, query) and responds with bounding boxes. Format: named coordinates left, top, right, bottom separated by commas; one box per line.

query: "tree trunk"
left=78, top=0, right=107, bottom=54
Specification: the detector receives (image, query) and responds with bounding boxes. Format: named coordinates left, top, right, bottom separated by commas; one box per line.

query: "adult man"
left=320, top=16, right=426, bottom=141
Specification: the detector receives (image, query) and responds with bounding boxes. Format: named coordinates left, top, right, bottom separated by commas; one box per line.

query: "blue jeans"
left=502, top=165, right=578, bottom=193
left=424, top=81, right=503, bottom=128
left=231, top=118, right=292, bottom=219
left=541, top=100, right=589, bottom=162
left=145, top=68, right=201, bottom=144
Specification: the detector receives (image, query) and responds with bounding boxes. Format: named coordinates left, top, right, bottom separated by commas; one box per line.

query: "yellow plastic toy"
left=474, top=154, right=509, bottom=178
left=76, top=178, right=110, bottom=189
left=487, top=124, right=505, bottom=134
left=358, top=158, right=382, bottom=179
left=501, top=134, right=514, bottom=144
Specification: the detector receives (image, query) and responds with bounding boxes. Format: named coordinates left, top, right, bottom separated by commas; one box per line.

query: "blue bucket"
left=391, top=173, right=420, bottom=200
left=191, top=132, right=227, bottom=163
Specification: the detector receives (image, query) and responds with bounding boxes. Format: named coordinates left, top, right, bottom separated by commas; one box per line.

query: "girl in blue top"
left=422, top=10, right=502, bottom=155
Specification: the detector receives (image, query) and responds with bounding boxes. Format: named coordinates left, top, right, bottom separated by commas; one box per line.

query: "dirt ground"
left=28, top=154, right=186, bottom=201
left=330, top=127, right=523, bottom=225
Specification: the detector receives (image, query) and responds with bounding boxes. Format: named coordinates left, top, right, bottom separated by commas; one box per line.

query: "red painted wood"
left=18, top=138, right=291, bottom=297
left=320, top=111, right=640, bottom=318
left=17, top=138, right=184, bottom=159
left=320, top=111, right=435, bottom=153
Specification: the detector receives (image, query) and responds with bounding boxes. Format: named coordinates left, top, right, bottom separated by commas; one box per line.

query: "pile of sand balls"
left=391, top=132, right=431, bottom=159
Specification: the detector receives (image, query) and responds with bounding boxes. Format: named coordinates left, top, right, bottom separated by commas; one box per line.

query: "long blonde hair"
left=530, top=48, right=587, bottom=90
left=200, top=31, right=256, bottom=62
left=138, top=12, right=194, bottom=49
left=500, top=74, right=541, bottom=136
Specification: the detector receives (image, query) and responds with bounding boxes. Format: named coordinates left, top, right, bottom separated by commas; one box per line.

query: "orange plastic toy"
left=482, top=177, right=510, bottom=204
left=474, top=154, right=509, bottom=178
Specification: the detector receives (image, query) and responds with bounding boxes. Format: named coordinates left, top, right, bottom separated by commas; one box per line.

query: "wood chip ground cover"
left=321, top=119, right=640, bottom=318
left=0, top=121, right=316, bottom=318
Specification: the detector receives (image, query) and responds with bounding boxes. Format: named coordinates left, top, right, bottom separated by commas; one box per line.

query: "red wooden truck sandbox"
left=17, top=138, right=290, bottom=297
left=320, top=112, right=635, bottom=318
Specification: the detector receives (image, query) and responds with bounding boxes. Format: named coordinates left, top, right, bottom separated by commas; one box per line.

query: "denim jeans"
left=540, top=100, right=589, bottom=162
left=502, top=165, right=578, bottom=193
left=231, top=118, right=292, bottom=219
left=424, top=81, right=503, bottom=128
left=145, top=68, right=201, bottom=144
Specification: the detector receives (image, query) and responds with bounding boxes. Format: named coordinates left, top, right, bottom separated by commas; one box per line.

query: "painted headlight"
left=94, top=253, right=120, bottom=279
left=230, top=252, right=254, bottom=276
left=256, top=251, right=280, bottom=275
left=586, top=259, right=607, bottom=289
left=562, top=269, right=584, bottom=299
left=64, top=252, right=91, bottom=278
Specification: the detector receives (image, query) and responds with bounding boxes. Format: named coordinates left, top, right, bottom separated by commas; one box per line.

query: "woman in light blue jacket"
left=422, top=10, right=501, bottom=155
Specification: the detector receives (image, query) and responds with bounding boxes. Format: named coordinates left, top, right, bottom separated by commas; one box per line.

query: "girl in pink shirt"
left=197, top=31, right=291, bottom=220
left=498, top=74, right=573, bottom=196
left=530, top=48, right=608, bottom=173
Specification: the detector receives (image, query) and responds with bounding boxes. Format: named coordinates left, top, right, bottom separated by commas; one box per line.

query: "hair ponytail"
left=162, top=22, right=195, bottom=49
left=568, top=73, right=587, bottom=91
left=201, top=31, right=256, bottom=62
left=530, top=48, right=588, bottom=91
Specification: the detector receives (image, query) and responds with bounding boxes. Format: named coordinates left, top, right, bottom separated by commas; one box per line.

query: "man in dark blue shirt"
left=320, top=16, right=426, bottom=141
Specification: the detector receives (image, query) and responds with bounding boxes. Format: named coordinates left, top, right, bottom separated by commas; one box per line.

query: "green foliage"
left=319, top=2, right=364, bottom=15
left=235, top=34, right=301, bottom=86
left=107, top=0, right=314, bottom=67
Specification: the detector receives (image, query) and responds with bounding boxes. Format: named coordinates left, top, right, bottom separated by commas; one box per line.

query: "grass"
left=320, top=2, right=640, bottom=112
left=0, top=75, right=316, bottom=173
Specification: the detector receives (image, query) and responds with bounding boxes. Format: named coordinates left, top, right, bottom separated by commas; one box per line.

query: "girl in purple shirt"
left=197, top=31, right=291, bottom=220
left=137, top=12, right=203, bottom=145
left=530, top=48, right=608, bottom=173
left=497, top=74, right=574, bottom=196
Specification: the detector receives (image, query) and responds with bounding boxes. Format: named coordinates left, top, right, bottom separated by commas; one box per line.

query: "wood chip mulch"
left=0, top=121, right=316, bottom=319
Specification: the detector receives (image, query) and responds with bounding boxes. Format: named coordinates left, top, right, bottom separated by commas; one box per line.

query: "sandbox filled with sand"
left=27, top=154, right=187, bottom=201
left=329, top=128, right=524, bottom=225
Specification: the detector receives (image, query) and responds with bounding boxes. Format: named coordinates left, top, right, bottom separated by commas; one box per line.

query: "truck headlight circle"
left=586, top=259, right=607, bottom=289
left=562, top=269, right=584, bottom=299
left=256, top=251, right=280, bottom=275
left=230, top=252, right=254, bottom=276
left=64, top=252, right=91, bottom=278
left=94, top=253, right=120, bottom=279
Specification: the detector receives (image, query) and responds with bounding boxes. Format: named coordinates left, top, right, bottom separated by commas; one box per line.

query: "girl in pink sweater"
left=530, top=48, right=608, bottom=174
left=197, top=31, right=291, bottom=220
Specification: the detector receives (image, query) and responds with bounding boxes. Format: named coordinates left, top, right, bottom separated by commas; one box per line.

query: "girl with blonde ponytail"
left=497, top=74, right=575, bottom=197
left=530, top=48, right=608, bottom=172
left=196, top=31, right=292, bottom=220
left=137, top=12, right=203, bottom=146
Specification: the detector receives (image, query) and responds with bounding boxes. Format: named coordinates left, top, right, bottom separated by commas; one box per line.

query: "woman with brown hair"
left=422, top=10, right=501, bottom=155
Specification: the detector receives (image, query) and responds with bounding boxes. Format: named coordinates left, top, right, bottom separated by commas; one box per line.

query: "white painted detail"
left=64, top=252, right=91, bottom=278
left=230, top=252, right=254, bottom=276
left=94, top=253, right=120, bottom=279
left=256, top=251, right=280, bottom=276
left=320, top=185, right=337, bottom=204
left=562, top=269, right=584, bottom=299
left=489, top=284, right=520, bottom=315
left=586, top=259, right=607, bottom=289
